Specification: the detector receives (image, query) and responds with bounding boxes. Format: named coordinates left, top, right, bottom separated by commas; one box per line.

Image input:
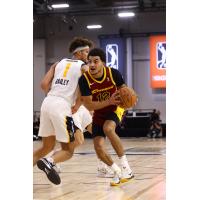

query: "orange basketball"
left=118, top=87, right=138, bottom=109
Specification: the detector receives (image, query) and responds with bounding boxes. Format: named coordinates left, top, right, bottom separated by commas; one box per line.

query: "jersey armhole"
left=109, top=67, right=116, bottom=85
left=83, top=73, right=91, bottom=89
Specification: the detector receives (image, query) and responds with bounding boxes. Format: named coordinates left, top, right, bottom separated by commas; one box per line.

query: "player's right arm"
left=41, top=62, right=58, bottom=94
left=81, top=93, right=120, bottom=111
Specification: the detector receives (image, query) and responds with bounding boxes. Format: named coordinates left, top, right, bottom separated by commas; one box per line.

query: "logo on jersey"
left=157, top=42, right=166, bottom=69
left=106, top=44, right=118, bottom=69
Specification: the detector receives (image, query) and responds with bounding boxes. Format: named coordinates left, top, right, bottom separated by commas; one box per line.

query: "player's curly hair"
left=69, top=37, right=93, bottom=53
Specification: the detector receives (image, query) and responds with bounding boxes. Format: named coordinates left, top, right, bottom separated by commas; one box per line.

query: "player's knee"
left=94, top=143, right=104, bottom=153
left=103, top=125, right=113, bottom=135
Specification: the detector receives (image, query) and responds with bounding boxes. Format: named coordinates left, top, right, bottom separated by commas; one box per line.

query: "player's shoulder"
left=110, top=67, right=119, bottom=72
left=109, top=67, right=121, bottom=75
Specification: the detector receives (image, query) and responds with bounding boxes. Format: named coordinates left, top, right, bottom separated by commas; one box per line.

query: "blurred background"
left=33, top=0, right=166, bottom=139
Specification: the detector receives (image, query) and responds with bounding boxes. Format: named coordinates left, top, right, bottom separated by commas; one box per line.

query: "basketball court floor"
left=33, top=137, right=165, bottom=200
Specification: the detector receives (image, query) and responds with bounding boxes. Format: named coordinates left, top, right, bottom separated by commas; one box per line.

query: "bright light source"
left=118, top=12, right=135, bottom=17
left=87, top=25, right=102, bottom=29
left=51, top=4, right=69, bottom=9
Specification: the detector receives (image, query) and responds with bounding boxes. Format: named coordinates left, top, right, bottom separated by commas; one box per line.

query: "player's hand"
left=108, top=91, right=121, bottom=105
left=71, top=104, right=80, bottom=114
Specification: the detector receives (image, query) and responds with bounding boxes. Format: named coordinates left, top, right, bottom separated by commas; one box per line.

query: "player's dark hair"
left=69, top=37, right=93, bottom=53
left=88, top=48, right=106, bottom=63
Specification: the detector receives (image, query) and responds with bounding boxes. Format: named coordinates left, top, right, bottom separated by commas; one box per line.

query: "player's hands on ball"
left=108, top=91, right=122, bottom=105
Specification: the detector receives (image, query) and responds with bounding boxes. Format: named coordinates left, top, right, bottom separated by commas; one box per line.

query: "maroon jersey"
left=83, top=67, right=118, bottom=125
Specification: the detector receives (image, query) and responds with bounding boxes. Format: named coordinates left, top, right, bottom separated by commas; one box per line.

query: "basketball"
left=118, top=87, right=138, bottom=109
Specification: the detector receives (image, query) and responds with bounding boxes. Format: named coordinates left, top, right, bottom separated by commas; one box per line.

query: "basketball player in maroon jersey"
left=78, top=48, right=134, bottom=186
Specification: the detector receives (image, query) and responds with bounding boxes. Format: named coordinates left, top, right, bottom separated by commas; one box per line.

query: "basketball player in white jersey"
left=33, top=37, right=94, bottom=185
left=36, top=58, right=114, bottom=179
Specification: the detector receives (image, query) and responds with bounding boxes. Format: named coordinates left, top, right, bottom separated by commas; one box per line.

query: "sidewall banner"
left=99, top=36, right=126, bottom=79
left=150, top=35, right=166, bottom=88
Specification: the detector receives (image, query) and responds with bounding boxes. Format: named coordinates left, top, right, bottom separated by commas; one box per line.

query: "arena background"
left=33, top=0, right=166, bottom=138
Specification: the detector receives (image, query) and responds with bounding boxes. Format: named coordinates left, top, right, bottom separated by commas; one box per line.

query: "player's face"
left=88, top=56, right=104, bottom=77
left=79, top=48, right=89, bottom=63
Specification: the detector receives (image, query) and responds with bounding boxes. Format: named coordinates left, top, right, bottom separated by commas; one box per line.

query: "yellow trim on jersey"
left=64, top=117, right=70, bottom=143
left=108, top=67, right=116, bottom=85
left=63, top=63, right=72, bottom=78
left=83, top=73, right=91, bottom=89
left=114, top=106, right=125, bottom=122
left=88, top=67, right=106, bottom=83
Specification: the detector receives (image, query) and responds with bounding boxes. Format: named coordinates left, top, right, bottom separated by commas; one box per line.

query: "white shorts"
left=72, top=105, right=92, bottom=132
left=38, top=96, right=74, bottom=143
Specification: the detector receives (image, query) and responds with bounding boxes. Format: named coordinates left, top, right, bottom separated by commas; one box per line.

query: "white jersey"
left=48, top=58, right=84, bottom=105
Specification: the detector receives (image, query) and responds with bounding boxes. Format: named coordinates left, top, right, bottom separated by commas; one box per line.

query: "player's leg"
left=35, top=135, right=61, bottom=185
left=33, top=100, right=56, bottom=166
left=72, top=105, right=92, bottom=147
left=50, top=141, right=75, bottom=163
left=93, top=136, right=114, bottom=166
left=36, top=114, right=76, bottom=185
left=73, top=106, right=114, bottom=178
left=74, top=128, right=84, bottom=146
left=44, top=147, right=62, bottom=173
left=103, top=117, right=134, bottom=183
left=77, top=122, right=113, bottom=178
left=33, top=135, right=56, bottom=166
left=45, top=115, right=76, bottom=162
left=36, top=142, right=76, bottom=185
left=37, top=132, right=77, bottom=185
left=92, top=124, right=121, bottom=186
left=103, top=120, right=124, bottom=157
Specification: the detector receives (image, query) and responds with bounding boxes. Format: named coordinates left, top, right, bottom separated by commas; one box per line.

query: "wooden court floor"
left=33, top=137, right=166, bottom=200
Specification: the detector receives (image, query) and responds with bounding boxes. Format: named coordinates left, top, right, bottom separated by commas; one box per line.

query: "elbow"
left=40, top=81, right=49, bottom=92
left=40, top=81, right=46, bottom=90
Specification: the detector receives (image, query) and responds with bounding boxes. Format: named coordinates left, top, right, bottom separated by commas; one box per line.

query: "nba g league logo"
left=157, top=42, right=166, bottom=69
left=106, top=44, right=119, bottom=69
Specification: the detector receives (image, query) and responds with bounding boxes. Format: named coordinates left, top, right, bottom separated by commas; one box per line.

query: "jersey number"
left=63, top=63, right=72, bottom=78
left=96, top=92, right=110, bottom=101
